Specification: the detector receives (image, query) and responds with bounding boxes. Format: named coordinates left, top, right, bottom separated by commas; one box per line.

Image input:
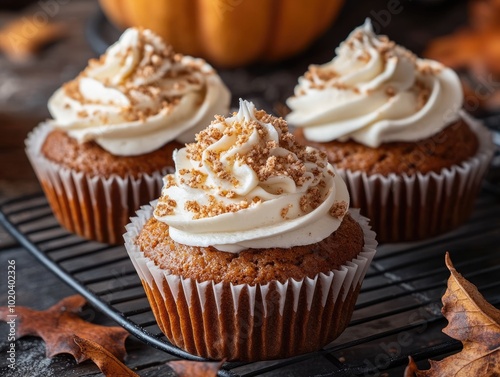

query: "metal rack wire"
left=1, top=191, right=499, bottom=376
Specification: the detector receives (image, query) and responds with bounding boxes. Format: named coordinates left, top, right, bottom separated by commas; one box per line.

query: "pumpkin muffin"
left=124, top=100, right=377, bottom=361
left=286, top=19, right=493, bottom=243
left=25, top=27, right=230, bottom=244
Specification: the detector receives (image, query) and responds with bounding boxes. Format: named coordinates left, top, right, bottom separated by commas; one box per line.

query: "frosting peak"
left=286, top=19, right=463, bottom=148
left=85, top=28, right=176, bottom=87
left=48, top=28, right=230, bottom=156
left=154, top=100, right=350, bottom=252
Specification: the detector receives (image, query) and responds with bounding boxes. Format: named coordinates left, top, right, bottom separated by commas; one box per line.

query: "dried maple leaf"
left=0, top=294, right=129, bottom=363
left=167, top=359, right=225, bottom=377
left=74, top=336, right=138, bottom=377
left=404, top=252, right=500, bottom=377
left=75, top=335, right=224, bottom=377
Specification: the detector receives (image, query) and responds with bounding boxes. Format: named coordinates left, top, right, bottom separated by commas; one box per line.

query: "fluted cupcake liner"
left=124, top=205, right=377, bottom=361
left=25, top=122, right=172, bottom=244
left=336, top=115, right=494, bottom=243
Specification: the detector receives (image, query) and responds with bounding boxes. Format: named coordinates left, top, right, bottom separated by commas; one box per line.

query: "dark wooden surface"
left=0, top=0, right=478, bottom=376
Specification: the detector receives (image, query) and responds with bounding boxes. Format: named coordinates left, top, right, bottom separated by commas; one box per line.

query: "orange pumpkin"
left=98, top=0, right=345, bottom=67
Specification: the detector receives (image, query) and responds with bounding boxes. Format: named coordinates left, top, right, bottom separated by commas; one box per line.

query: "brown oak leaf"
left=74, top=336, right=139, bottom=377
left=75, top=335, right=224, bottom=377
left=167, top=359, right=225, bottom=377
left=0, top=294, right=129, bottom=362
left=404, top=252, right=500, bottom=377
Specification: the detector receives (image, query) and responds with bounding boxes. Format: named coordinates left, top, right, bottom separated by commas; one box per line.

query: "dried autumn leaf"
left=75, top=334, right=225, bottom=377
left=0, top=294, right=129, bottom=363
left=404, top=252, right=500, bottom=377
left=167, top=359, right=225, bottom=377
left=74, top=336, right=138, bottom=377
left=405, top=356, right=420, bottom=376
left=0, top=17, right=67, bottom=60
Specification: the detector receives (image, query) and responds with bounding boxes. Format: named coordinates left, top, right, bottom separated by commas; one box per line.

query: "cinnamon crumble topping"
left=305, top=65, right=339, bottom=83
left=414, top=79, right=431, bottom=110
left=300, top=29, right=421, bottom=95
left=185, top=196, right=251, bottom=220
left=61, top=28, right=208, bottom=125
left=77, top=110, right=88, bottom=118
left=164, top=175, right=176, bottom=189
left=329, top=201, right=348, bottom=219
left=155, top=196, right=177, bottom=217
left=178, top=168, right=208, bottom=189
left=157, top=104, right=332, bottom=220
left=300, top=186, right=323, bottom=212
left=417, top=62, right=442, bottom=75
left=281, top=204, right=292, bottom=219
left=385, top=86, right=396, bottom=97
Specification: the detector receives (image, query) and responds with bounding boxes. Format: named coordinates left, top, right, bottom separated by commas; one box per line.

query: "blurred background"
left=0, top=2, right=499, bottom=376
left=1, top=0, right=499, bottom=198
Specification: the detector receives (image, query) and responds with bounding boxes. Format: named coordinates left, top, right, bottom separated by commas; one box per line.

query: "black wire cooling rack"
left=0, top=191, right=499, bottom=377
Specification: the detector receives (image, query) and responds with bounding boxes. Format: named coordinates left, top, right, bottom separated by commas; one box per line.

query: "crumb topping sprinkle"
left=47, top=27, right=231, bottom=158
left=297, top=19, right=435, bottom=113
left=61, top=28, right=210, bottom=125
left=286, top=18, right=463, bottom=149
left=155, top=100, right=343, bottom=222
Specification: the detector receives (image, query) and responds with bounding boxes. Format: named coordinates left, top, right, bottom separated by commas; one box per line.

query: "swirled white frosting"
left=153, top=99, right=350, bottom=253
left=48, top=27, right=230, bottom=156
left=286, top=19, right=463, bottom=148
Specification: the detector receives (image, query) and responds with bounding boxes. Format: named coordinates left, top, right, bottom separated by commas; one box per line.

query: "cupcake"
left=124, top=99, right=377, bottom=361
left=25, top=27, right=231, bottom=244
left=286, top=19, right=494, bottom=243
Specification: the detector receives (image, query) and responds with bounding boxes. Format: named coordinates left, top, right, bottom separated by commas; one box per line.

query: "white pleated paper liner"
left=25, top=122, right=172, bottom=244
left=124, top=204, right=377, bottom=361
left=336, top=115, right=494, bottom=243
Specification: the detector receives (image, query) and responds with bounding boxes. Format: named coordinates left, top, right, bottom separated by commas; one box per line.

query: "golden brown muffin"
left=26, top=123, right=182, bottom=244
left=285, top=20, right=494, bottom=244
left=126, top=205, right=375, bottom=361
left=34, top=130, right=182, bottom=245
left=294, top=119, right=491, bottom=242
left=123, top=100, right=377, bottom=361
left=293, top=117, right=492, bottom=243
left=25, top=27, right=230, bottom=245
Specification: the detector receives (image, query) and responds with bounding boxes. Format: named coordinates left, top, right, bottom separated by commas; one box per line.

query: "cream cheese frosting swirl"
left=48, top=27, right=230, bottom=156
left=153, top=99, right=350, bottom=253
left=286, top=19, right=463, bottom=148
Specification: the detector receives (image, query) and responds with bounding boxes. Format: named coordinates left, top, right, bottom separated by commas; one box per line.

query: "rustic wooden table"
left=0, top=1, right=488, bottom=376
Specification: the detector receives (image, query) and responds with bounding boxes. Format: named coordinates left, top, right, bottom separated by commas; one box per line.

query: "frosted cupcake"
left=124, top=100, right=377, bottom=361
left=286, top=19, right=494, bottom=243
left=25, top=27, right=230, bottom=244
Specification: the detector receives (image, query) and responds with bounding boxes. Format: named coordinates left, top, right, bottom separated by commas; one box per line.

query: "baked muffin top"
left=136, top=212, right=364, bottom=285
left=41, top=129, right=181, bottom=178
left=294, top=119, right=478, bottom=176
